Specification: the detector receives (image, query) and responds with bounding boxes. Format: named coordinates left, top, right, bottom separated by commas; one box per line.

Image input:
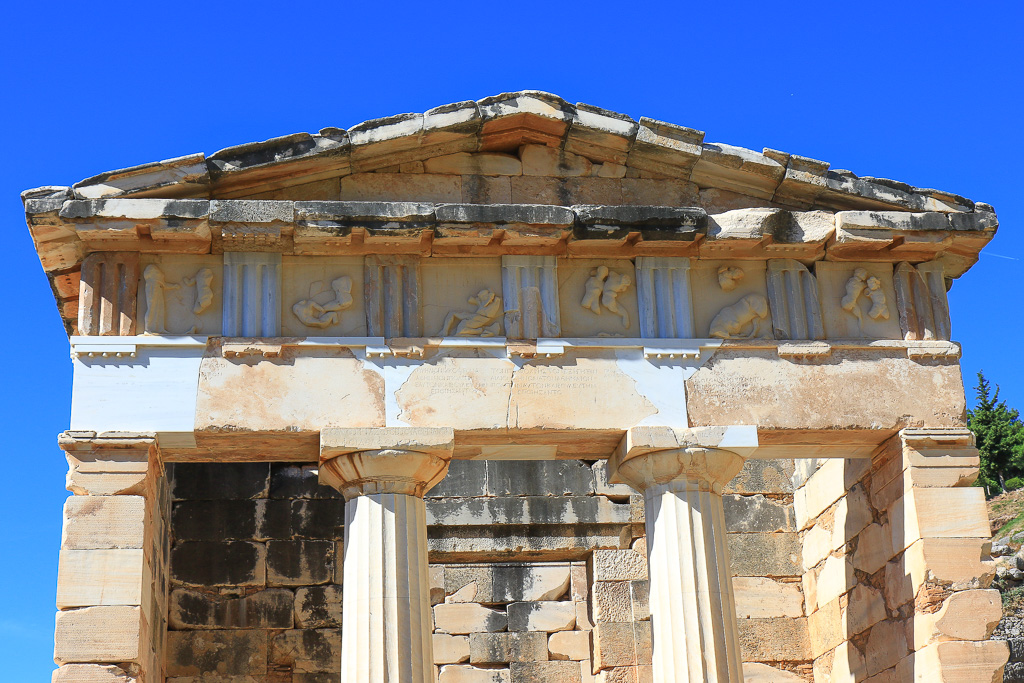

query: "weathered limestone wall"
left=163, top=458, right=808, bottom=682
left=166, top=463, right=344, bottom=682
left=797, top=431, right=1008, bottom=682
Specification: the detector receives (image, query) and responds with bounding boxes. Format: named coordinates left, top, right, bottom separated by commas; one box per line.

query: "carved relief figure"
left=292, top=276, right=355, bottom=329
left=841, top=267, right=869, bottom=325
left=580, top=266, right=633, bottom=328
left=183, top=268, right=214, bottom=315
left=841, top=268, right=889, bottom=331
left=709, top=294, right=769, bottom=339
left=142, top=264, right=179, bottom=334
left=865, top=277, right=889, bottom=320
left=581, top=265, right=609, bottom=314
left=717, top=265, right=744, bottom=292
left=438, top=289, right=503, bottom=337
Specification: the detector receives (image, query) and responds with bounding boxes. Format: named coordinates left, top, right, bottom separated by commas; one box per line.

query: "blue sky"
left=1, top=1, right=1021, bottom=678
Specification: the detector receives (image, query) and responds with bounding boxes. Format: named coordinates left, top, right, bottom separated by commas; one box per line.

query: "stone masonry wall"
left=796, top=433, right=1006, bottom=683
left=165, top=458, right=807, bottom=682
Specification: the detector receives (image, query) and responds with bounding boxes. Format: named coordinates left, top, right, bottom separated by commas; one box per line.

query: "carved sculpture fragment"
left=717, top=265, right=744, bottom=292
left=184, top=268, right=214, bottom=315
left=438, top=289, right=503, bottom=337
left=842, top=267, right=889, bottom=333
left=293, top=276, right=355, bottom=329
left=580, top=265, right=633, bottom=328
left=144, top=265, right=217, bottom=334
left=142, top=265, right=179, bottom=334
left=708, top=294, right=769, bottom=339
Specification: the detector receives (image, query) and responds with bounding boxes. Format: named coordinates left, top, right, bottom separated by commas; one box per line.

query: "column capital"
left=318, top=427, right=454, bottom=499
left=608, top=425, right=757, bottom=493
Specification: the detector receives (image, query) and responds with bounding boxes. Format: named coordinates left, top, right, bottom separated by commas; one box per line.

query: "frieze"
left=78, top=252, right=952, bottom=345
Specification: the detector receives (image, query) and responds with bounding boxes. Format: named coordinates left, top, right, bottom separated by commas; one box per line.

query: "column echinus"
left=609, top=426, right=758, bottom=683
left=318, top=427, right=455, bottom=683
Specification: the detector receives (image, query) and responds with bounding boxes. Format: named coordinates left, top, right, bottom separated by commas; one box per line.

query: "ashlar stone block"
left=294, top=585, right=343, bottom=628
left=434, top=634, right=471, bottom=664
left=438, top=665, right=510, bottom=683
left=591, top=550, right=647, bottom=582
left=165, top=630, right=268, bottom=676
left=62, top=495, right=145, bottom=550
left=507, top=601, right=576, bottom=632
left=510, top=661, right=583, bottom=683
left=470, top=632, right=549, bottom=664
left=434, top=603, right=508, bottom=634
left=271, top=629, right=341, bottom=673
left=54, top=606, right=144, bottom=665
left=548, top=631, right=591, bottom=661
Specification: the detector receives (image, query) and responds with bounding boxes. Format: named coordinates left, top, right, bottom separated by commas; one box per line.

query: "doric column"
left=319, top=428, right=455, bottom=683
left=610, top=427, right=754, bottom=683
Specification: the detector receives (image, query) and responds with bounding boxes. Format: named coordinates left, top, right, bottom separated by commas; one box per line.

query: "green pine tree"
left=968, top=371, right=1024, bottom=496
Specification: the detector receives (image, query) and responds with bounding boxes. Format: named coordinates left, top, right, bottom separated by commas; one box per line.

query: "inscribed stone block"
left=737, top=617, right=809, bottom=662
left=54, top=606, right=142, bottom=665
left=56, top=548, right=144, bottom=608
left=62, top=496, right=145, bottom=549
left=732, top=577, right=803, bottom=618
left=51, top=664, right=134, bottom=682
left=727, top=532, right=801, bottom=577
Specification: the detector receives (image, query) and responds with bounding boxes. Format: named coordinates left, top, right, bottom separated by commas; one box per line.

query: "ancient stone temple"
left=24, top=91, right=1006, bottom=683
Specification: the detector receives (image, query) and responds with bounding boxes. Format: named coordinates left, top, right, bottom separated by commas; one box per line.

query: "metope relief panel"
left=635, top=256, right=694, bottom=339
left=501, top=256, right=560, bottom=339
left=816, top=262, right=901, bottom=339
left=766, top=259, right=824, bottom=340
left=137, top=255, right=221, bottom=335
left=365, top=255, right=422, bottom=338
left=691, top=261, right=772, bottom=339
left=222, top=252, right=281, bottom=337
left=421, top=258, right=503, bottom=337
left=894, top=261, right=951, bottom=341
left=281, top=256, right=366, bottom=337
left=79, top=252, right=140, bottom=336
left=558, top=259, right=639, bottom=338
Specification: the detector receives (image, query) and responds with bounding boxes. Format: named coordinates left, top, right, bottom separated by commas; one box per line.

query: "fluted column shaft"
left=319, top=429, right=454, bottom=683
left=342, top=492, right=432, bottom=682
left=615, top=447, right=746, bottom=683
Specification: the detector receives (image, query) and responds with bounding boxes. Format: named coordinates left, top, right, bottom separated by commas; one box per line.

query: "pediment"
left=39, top=91, right=978, bottom=215
left=21, top=91, right=998, bottom=337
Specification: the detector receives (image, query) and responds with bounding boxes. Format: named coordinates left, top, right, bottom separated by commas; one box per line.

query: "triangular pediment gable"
left=48, top=91, right=976, bottom=215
